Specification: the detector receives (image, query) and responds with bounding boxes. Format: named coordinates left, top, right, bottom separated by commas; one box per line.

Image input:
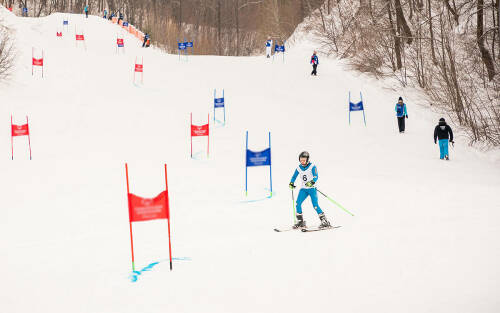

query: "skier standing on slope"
left=289, top=151, right=331, bottom=229
left=395, top=96, right=408, bottom=133
left=265, top=36, right=272, bottom=58
left=84, top=5, right=89, bottom=18
left=103, top=9, right=107, bottom=19
left=434, top=118, right=454, bottom=160
left=310, top=51, right=319, bottom=76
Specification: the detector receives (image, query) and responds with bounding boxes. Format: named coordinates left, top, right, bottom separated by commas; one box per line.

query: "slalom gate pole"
left=268, top=131, right=272, bottom=197
left=26, top=116, right=32, bottom=160
left=316, top=188, right=354, bottom=216
left=245, top=131, right=248, bottom=196
left=11, top=115, right=13, bottom=160
left=164, top=164, right=173, bottom=271
left=190, top=113, right=193, bottom=158
left=207, top=113, right=209, bottom=157
left=125, top=163, right=136, bottom=272
left=361, top=92, right=366, bottom=126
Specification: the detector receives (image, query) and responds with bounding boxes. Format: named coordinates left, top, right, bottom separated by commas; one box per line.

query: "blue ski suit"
left=290, top=163, right=323, bottom=215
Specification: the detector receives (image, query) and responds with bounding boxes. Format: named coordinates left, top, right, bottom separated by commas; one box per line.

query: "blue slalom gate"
left=273, top=41, right=285, bottom=63
left=214, top=89, right=225, bottom=125
left=178, top=40, right=194, bottom=61
left=245, top=131, right=272, bottom=197
left=349, top=92, right=366, bottom=126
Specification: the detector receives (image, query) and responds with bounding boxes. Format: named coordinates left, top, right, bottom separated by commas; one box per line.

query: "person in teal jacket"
left=84, top=5, right=89, bottom=18
left=395, top=96, right=408, bottom=133
left=289, top=151, right=331, bottom=229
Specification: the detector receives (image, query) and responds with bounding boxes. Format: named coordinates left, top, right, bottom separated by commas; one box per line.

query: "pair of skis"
left=274, top=225, right=341, bottom=233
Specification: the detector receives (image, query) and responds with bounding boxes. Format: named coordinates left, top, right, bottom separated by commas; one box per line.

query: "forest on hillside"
left=0, top=0, right=325, bottom=55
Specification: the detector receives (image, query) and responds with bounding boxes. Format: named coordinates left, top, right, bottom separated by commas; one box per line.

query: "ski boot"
left=318, top=213, right=331, bottom=229
left=293, top=214, right=306, bottom=229
left=445, top=155, right=449, bottom=160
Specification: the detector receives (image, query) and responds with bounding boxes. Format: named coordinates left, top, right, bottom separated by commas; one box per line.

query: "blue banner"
left=274, top=45, right=285, bottom=52
left=246, top=148, right=271, bottom=167
left=123, top=22, right=129, bottom=27
left=63, top=20, right=68, bottom=25
left=178, top=42, right=186, bottom=50
left=349, top=101, right=364, bottom=111
left=185, top=42, right=194, bottom=48
left=214, top=98, right=224, bottom=108
left=348, top=92, right=367, bottom=126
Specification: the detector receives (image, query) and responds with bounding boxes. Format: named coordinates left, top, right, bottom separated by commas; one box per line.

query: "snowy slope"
left=1, top=8, right=500, bottom=313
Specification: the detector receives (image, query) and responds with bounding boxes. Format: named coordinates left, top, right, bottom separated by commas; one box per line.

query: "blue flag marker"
left=245, top=131, right=272, bottom=197
left=185, top=41, right=194, bottom=55
left=214, top=89, right=225, bottom=125
left=178, top=41, right=187, bottom=61
left=349, top=91, right=366, bottom=126
left=273, top=41, right=286, bottom=63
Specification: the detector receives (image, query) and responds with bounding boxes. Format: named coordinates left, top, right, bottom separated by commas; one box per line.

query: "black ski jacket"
left=434, top=121, right=454, bottom=142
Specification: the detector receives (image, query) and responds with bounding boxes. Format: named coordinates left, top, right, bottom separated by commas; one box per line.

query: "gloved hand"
left=405, top=115, right=408, bottom=119
left=305, top=181, right=315, bottom=187
left=289, top=182, right=296, bottom=190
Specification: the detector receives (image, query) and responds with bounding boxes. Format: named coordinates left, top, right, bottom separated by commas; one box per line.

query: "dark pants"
left=311, top=64, right=317, bottom=76
left=397, top=116, right=405, bottom=132
left=85, top=11, right=88, bottom=18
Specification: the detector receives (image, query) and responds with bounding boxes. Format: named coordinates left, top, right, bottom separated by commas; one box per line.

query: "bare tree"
left=0, top=22, right=16, bottom=82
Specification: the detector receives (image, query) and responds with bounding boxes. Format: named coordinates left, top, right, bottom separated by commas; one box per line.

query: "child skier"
left=84, top=5, right=89, bottom=18
left=289, top=151, right=331, bottom=229
left=103, top=9, right=107, bottom=19
left=434, top=118, right=454, bottom=160
left=265, top=36, right=272, bottom=58
left=395, top=96, right=408, bottom=133
left=310, top=51, right=319, bottom=76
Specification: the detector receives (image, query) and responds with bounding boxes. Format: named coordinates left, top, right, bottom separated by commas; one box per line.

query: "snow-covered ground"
left=1, top=8, right=499, bottom=313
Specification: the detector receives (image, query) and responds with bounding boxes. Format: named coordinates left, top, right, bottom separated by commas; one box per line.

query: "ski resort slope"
left=1, top=8, right=500, bottom=313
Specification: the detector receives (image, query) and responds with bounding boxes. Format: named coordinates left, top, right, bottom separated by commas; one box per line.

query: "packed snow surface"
left=1, top=8, right=499, bottom=313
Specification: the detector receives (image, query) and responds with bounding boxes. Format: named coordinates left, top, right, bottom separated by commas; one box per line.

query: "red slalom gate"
left=125, top=164, right=173, bottom=271
left=56, top=31, right=62, bottom=37
left=190, top=113, right=210, bottom=158
left=11, top=115, right=32, bottom=160
left=32, top=48, right=44, bottom=78
left=116, top=37, right=124, bottom=53
left=133, top=57, right=143, bottom=84
left=75, top=27, right=86, bottom=50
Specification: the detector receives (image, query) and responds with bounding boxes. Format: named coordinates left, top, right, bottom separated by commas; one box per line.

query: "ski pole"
left=291, top=188, right=296, bottom=224
left=316, top=188, right=354, bottom=216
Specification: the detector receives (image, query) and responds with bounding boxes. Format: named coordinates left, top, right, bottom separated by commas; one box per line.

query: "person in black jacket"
left=142, top=33, right=150, bottom=47
left=434, top=118, right=454, bottom=160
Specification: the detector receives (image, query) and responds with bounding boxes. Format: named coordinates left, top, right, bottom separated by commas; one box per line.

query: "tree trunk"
left=235, top=0, right=239, bottom=56
left=477, top=0, right=496, bottom=80
left=393, top=0, right=413, bottom=44
left=427, top=0, right=437, bottom=64
left=387, top=0, right=402, bottom=70
left=217, top=0, right=221, bottom=55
